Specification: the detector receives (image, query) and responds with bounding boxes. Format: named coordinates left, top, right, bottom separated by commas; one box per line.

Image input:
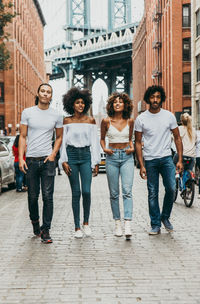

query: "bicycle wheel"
left=183, top=180, right=195, bottom=207
left=174, top=178, right=179, bottom=202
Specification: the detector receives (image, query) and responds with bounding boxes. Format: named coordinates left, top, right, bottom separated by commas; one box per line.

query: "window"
left=183, top=38, right=191, bottom=61
left=197, top=10, right=200, bottom=38
left=183, top=4, right=191, bottom=27
left=197, top=55, right=200, bottom=82
left=183, top=72, right=191, bottom=95
left=0, top=115, right=4, bottom=130
left=0, top=83, right=4, bottom=103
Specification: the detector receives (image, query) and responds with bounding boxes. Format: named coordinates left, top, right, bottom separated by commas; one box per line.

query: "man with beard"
left=135, top=85, right=183, bottom=235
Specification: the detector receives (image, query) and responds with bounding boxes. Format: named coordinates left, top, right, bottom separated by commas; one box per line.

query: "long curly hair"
left=63, top=87, right=92, bottom=115
left=143, top=85, right=166, bottom=104
left=106, top=92, right=133, bottom=119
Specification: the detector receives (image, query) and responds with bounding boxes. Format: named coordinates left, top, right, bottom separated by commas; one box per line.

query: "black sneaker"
left=41, top=229, right=53, bottom=244
left=31, top=220, right=41, bottom=236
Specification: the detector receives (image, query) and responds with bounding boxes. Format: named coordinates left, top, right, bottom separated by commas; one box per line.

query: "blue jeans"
left=67, top=145, right=92, bottom=229
left=106, top=148, right=134, bottom=220
left=145, top=156, right=176, bottom=228
left=26, top=157, right=55, bottom=230
left=14, top=162, right=24, bottom=190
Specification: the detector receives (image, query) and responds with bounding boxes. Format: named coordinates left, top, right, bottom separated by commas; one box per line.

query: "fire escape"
left=152, top=1, right=162, bottom=83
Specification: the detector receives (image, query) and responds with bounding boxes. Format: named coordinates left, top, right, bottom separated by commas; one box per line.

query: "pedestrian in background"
left=12, top=134, right=25, bottom=192
left=196, top=127, right=200, bottom=198
left=100, top=92, right=134, bottom=240
left=19, top=83, right=63, bottom=243
left=59, top=87, right=100, bottom=239
left=135, top=85, right=183, bottom=235
left=174, top=113, right=196, bottom=171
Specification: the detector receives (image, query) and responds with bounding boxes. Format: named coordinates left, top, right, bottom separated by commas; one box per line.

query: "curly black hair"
left=106, top=92, right=133, bottom=119
left=143, top=85, right=166, bottom=104
left=62, top=87, right=92, bottom=115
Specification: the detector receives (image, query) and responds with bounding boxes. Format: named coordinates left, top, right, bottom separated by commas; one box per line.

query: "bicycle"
left=174, top=156, right=195, bottom=207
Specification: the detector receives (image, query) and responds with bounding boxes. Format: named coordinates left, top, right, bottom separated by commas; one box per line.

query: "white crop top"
left=59, top=123, right=101, bottom=169
left=106, top=120, right=130, bottom=143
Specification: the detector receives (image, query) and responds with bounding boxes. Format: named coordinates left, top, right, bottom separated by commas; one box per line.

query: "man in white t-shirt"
left=19, top=83, right=63, bottom=243
left=135, top=85, right=183, bottom=235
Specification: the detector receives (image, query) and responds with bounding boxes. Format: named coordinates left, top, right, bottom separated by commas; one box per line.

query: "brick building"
left=133, top=0, right=191, bottom=121
left=191, top=0, right=200, bottom=128
left=0, top=0, right=46, bottom=135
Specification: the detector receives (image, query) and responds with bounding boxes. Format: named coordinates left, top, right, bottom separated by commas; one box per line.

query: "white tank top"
left=106, top=119, right=130, bottom=143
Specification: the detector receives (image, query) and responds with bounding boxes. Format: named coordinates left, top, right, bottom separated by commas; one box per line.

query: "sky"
left=39, top=0, right=144, bottom=114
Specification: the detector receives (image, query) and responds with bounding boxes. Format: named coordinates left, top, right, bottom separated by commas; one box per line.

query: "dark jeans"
left=145, top=156, right=176, bottom=228
left=14, top=162, right=24, bottom=190
left=26, top=157, right=55, bottom=230
left=67, top=145, right=92, bottom=229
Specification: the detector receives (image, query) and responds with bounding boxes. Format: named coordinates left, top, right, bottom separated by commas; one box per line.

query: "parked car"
left=0, top=136, right=15, bottom=156
left=0, top=140, right=15, bottom=193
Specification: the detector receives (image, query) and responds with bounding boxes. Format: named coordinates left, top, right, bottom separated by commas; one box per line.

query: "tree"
left=0, top=1, right=17, bottom=70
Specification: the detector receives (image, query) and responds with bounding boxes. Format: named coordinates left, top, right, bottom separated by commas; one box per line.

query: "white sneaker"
left=124, top=220, right=132, bottom=239
left=115, top=220, right=123, bottom=237
left=82, top=225, right=92, bottom=237
left=74, top=229, right=83, bottom=239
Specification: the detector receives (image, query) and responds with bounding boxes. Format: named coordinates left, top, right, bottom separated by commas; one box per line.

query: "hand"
left=19, top=159, right=28, bottom=174
left=104, top=148, right=114, bottom=155
left=176, top=161, right=183, bottom=173
left=44, top=154, right=55, bottom=163
left=126, top=147, right=134, bottom=155
left=93, top=164, right=99, bottom=177
left=62, top=162, right=72, bottom=176
left=140, top=166, right=147, bottom=179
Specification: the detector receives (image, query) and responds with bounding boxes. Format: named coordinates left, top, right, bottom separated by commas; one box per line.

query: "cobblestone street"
left=0, top=168, right=200, bottom=304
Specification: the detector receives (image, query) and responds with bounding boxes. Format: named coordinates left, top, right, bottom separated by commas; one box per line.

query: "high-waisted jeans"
left=106, top=148, right=134, bottom=220
left=67, top=145, right=92, bottom=229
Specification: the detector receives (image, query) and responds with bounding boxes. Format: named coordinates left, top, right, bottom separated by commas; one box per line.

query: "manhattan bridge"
left=44, top=0, right=139, bottom=97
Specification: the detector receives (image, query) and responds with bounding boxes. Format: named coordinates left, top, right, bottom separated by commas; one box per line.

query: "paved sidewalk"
left=0, top=169, right=200, bottom=304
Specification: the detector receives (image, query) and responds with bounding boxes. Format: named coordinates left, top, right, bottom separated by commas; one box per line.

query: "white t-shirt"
left=21, top=106, right=63, bottom=157
left=134, top=109, right=178, bottom=160
left=179, top=125, right=196, bottom=157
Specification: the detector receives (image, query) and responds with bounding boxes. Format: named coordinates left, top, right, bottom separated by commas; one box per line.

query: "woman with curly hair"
left=59, top=87, right=100, bottom=238
left=100, top=92, right=134, bottom=240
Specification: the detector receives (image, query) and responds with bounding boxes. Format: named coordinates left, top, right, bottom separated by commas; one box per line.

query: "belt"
left=26, top=156, right=47, bottom=161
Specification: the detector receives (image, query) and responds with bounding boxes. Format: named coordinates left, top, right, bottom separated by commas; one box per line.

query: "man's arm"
left=171, top=127, right=183, bottom=172
left=19, top=124, right=28, bottom=173
left=135, top=131, right=147, bottom=179
left=44, top=127, right=63, bottom=163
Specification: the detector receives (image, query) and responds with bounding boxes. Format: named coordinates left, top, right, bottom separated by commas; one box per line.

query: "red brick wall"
left=0, top=0, right=46, bottom=134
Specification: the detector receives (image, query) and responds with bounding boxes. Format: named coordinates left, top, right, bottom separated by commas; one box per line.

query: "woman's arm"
left=100, top=118, right=113, bottom=155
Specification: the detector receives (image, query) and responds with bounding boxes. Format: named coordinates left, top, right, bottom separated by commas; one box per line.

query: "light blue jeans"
left=106, top=148, right=134, bottom=220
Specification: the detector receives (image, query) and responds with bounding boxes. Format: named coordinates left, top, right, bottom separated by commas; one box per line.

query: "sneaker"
left=115, top=220, right=123, bottom=237
left=16, top=189, right=22, bottom=192
left=41, top=229, right=53, bottom=243
left=124, top=220, right=132, bottom=240
left=161, top=218, right=173, bottom=232
left=74, top=229, right=83, bottom=239
left=148, top=226, right=161, bottom=235
left=82, top=225, right=92, bottom=237
left=31, top=220, right=41, bottom=236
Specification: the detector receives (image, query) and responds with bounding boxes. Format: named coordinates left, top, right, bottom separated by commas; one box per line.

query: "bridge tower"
left=59, top=0, right=133, bottom=99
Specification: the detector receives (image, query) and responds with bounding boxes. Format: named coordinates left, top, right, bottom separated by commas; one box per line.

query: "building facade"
left=132, top=16, right=146, bottom=119
left=191, top=0, right=200, bottom=128
left=133, top=0, right=191, bottom=121
left=0, top=0, right=46, bottom=135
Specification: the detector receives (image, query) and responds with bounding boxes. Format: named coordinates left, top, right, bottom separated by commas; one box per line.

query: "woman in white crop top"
left=59, top=87, right=100, bottom=239
left=100, top=92, right=134, bottom=239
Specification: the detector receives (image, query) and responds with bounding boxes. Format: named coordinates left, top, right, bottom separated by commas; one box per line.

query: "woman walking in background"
left=59, top=87, right=100, bottom=239
left=174, top=113, right=196, bottom=171
left=100, top=92, right=134, bottom=240
left=12, top=135, right=25, bottom=192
